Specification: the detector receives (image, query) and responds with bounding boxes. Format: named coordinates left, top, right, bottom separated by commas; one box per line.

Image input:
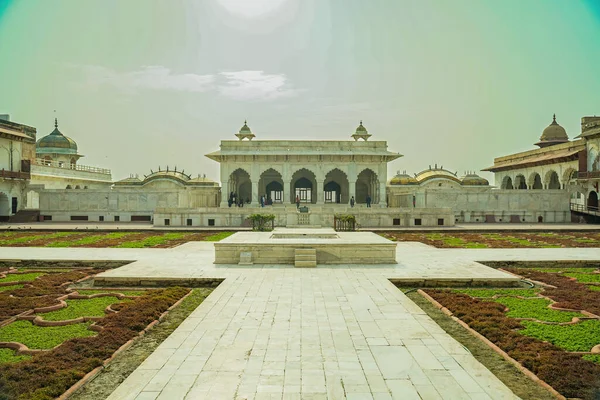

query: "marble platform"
left=214, top=228, right=397, bottom=265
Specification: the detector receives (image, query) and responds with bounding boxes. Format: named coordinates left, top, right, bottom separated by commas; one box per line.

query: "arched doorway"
left=515, top=175, right=527, bottom=190
left=588, top=191, right=598, bottom=211
left=547, top=171, right=560, bottom=189
left=501, top=176, right=513, bottom=189
left=229, top=168, right=252, bottom=204
left=0, top=193, right=9, bottom=222
left=324, top=181, right=341, bottom=203
left=324, top=168, right=349, bottom=204
left=259, top=168, right=283, bottom=204
left=356, top=169, right=379, bottom=204
left=292, top=169, right=316, bottom=204
left=531, top=173, right=542, bottom=189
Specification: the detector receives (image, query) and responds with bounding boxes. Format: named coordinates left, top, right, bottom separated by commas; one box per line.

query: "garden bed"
left=381, top=231, right=600, bottom=248
left=0, top=230, right=234, bottom=248
left=418, top=266, right=600, bottom=399
left=0, top=265, right=209, bottom=400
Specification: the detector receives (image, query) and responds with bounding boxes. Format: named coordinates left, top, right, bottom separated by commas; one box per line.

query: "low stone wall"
left=153, top=205, right=455, bottom=228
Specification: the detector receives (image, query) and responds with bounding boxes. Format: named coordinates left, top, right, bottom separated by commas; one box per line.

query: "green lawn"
left=0, top=284, right=24, bottom=292
left=583, top=354, right=600, bottom=365
left=0, top=320, right=96, bottom=349
left=40, top=297, right=126, bottom=321
left=0, top=272, right=45, bottom=283
left=519, top=320, right=600, bottom=352
left=116, top=232, right=186, bottom=248
left=0, top=348, right=31, bottom=364
left=0, top=232, right=79, bottom=246
left=204, top=231, right=235, bottom=241
left=563, top=272, right=600, bottom=283
left=46, top=232, right=132, bottom=248
left=493, top=297, right=584, bottom=323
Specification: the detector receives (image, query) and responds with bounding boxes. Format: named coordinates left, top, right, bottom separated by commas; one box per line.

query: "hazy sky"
left=1, top=0, right=599, bottom=182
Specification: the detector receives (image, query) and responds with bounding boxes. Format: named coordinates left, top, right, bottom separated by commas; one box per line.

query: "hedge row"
left=425, top=290, right=600, bottom=399
left=0, top=286, right=190, bottom=400
left=505, top=268, right=600, bottom=316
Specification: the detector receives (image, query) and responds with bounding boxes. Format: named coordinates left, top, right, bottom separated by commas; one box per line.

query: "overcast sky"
left=1, top=0, right=599, bottom=182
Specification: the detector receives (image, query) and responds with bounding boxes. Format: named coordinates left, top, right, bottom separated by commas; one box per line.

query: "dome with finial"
left=352, top=120, right=372, bottom=141
left=389, top=170, right=418, bottom=185
left=535, top=114, right=568, bottom=148
left=235, top=120, right=255, bottom=141
left=461, top=171, right=489, bottom=186
left=36, top=118, right=78, bottom=154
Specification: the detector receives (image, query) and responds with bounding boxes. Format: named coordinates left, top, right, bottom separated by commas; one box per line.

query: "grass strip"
left=0, top=320, right=96, bottom=349
left=40, top=297, right=126, bottom=321
left=563, top=272, right=600, bottom=283
left=0, top=272, right=45, bottom=283
left=519, top=320, right=600, bottom=352
left=452, top=288, right=540, bottom=298
left=115, top=232, right=186, bottom=248
left=66, top=288, right=212, bottom=400
left=0, top=232, right=80, bottom=246
left=204, top=231, right=235, bottom=241
left=0, top=348, right=31, bottom=364
left=493, top=297, right=585, bottom=323
left=46, top=232, right=131, bottom=248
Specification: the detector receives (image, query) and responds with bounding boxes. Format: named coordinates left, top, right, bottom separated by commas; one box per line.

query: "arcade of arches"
left=226, top=167, right=380, bottom=206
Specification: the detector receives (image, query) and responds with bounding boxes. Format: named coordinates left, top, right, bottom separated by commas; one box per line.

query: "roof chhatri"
left=535, top=114, right=568, bottom=148
left=235, top=120, right=255, bottom=141
left=36, top=117, right=78, bottom=154
left=352, top=120, right=372, bottom=141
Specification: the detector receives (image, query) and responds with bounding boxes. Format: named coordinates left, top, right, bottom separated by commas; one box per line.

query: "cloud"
left=79, top=65, right=215, bottom=93
left=218, top=71, right=299, bottom=101
left=75, top=65, right=300, bottom=101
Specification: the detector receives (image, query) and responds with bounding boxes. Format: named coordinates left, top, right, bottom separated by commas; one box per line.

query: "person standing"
left=366, top=194, right=371, bottom=208
left=260, top=195, right=265, bottom=207
left=350, top=196, right=355, bottom=208
left=295, top=195, right=300, bottom=209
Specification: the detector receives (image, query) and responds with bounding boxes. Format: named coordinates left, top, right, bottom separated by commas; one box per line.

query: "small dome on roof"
left=536, top=114, right=568, bottom=147
left=352, top=120, right=372, bottom=141
left=461, top=172, right=489, bottom=186
left=389, top=170, right=418, bottom=185
left=235, top=120, right=255, bottom=140
left=415, top=165, right=461, bottom=184
left=36, top=119, right=78, bottom=154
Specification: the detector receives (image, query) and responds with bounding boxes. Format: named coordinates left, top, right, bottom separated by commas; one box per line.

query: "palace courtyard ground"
left=1, top=227, right=599, bottom=399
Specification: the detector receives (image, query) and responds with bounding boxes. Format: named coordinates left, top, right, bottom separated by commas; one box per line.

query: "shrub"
left=248, top=214, right=275, bottom=231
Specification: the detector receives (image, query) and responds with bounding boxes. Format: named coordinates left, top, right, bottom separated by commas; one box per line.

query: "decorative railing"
left=577, top=171, right=600, bottom=179
left=570, top=202, right=600, bottom=216
left=0, top=169, right=30, bottom=179
left=334, top=214, right=357, bottom=231
left=33, top=158, right=111, bottom=175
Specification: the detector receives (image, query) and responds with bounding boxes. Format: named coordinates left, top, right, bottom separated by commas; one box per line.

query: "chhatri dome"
left=352, top=121, right=372, bottom=141
left=36, top=118, right=78, bottom=155
left=235, top=120, right=255, bottom=141
left=535, top=114, right=569, bottom=148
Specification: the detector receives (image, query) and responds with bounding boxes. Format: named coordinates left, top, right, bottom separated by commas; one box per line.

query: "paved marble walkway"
left=2, top=243, right=600, bottom=399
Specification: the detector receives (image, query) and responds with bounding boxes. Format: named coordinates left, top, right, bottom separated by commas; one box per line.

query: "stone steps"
left=294, top=248, right=316, bottom=268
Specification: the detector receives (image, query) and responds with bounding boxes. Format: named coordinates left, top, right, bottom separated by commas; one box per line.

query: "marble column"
left=251, top=181, right=259, bottom=207
left=316, top=180, right=324, bottom=204
left=379, top=181, right=387, bottom=207
left=220, top=180, right=230, bottom=208
left=284, top=181, right=291, bottom=204
left=349, top=180, right=356, bottom=206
